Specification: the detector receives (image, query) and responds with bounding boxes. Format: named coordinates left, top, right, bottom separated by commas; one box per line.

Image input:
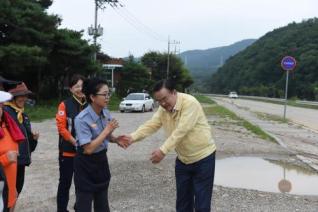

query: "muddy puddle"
left=215, top=157, right=318, bottom=195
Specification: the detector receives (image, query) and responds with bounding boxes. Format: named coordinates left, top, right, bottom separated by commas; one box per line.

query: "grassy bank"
left=194, top=94, right=216, bottom=104
left=25, top=99, right=58, bottom=122
left=26, top=95, right=121, bottom=122
left=107, top=95, right=121, bottom=111
left=255, top=112, right=290, bottom=123
left=194, top=94, right=276, bottom=142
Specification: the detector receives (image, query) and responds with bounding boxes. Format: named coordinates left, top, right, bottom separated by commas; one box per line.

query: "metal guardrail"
left=296, top=100, right=318, bottom=106
left=202, top=93, right=318, bottom=107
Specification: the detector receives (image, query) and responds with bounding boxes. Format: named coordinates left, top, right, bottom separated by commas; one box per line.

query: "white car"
left=119, top=93, right=154, bottom=113
left=228, top=91, right=238, bottom=98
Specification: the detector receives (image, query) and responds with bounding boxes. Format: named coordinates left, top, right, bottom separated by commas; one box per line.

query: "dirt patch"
left=210, top=116, right=289, bottom=158
left=15, top=110, right=318, bottom=211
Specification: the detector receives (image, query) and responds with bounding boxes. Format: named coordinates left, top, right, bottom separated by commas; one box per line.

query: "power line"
left=111, top=7, right=162, bottom=41
left=112, top=6, right=166, bottom=42
left=120, top=7, right=167, bottom=42
left=109, top=4, right=167, bottom=42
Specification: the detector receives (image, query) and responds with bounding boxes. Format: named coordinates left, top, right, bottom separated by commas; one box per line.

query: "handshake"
left=113, top=134, right=165, bottom=164
left=107, top=119, right=165, bottom=164
left=114, top=135, right=133, bottom=149
left=107, top=119, right=133, bottom=149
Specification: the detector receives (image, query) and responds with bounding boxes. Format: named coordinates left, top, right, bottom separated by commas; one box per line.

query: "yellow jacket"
left=131, top=92, right=216, bottom=164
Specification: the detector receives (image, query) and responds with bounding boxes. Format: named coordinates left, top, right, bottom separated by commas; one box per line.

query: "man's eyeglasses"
left=95, top=93, right=111, bottom=98
left=157, top=96, right=169, bottom=104
left=156, top=91, right=176, bottom=104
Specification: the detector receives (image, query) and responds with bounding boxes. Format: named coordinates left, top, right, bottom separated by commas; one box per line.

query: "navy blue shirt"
left=75, top=105, right=112, bottom=153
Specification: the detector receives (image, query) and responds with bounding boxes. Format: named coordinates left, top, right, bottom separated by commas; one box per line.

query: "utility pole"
left=166, top=36, right=170, bottom=79
left=174, top=41, right=180, bottom=54
left=93, top=1, right=98, bottom=61
left=88, top=0, right=121, bottom=61
left=166, top=36, right=180, bottom=79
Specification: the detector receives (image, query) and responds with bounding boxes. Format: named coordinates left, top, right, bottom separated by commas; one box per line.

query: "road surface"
left=220, top=98, right=318, bottom=131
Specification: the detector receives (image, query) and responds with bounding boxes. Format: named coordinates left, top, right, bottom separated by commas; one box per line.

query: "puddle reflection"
left=215, top=157, right=318, bottom=195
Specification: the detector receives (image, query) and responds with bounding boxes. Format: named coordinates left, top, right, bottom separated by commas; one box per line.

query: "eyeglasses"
left=157, top=96, right=169, bottom=104
left=95, top=93, right=111, bottom=98
left=156, top=91, right=175, bottom=104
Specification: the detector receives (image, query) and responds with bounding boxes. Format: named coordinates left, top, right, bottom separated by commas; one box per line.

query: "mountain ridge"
left=209, top=18, right=318, bottom=100
left=179, top=39, right=256, bottom=77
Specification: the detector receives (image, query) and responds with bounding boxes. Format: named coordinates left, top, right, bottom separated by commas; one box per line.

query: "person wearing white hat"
left=0, top=91, right=12, bottom=103
left=0, top=91, right=26, bottom=212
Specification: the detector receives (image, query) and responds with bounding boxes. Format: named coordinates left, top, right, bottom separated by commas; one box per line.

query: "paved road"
left=221, top=98, right=318, bottom=131
left=212, top=97, right=318, bottom=171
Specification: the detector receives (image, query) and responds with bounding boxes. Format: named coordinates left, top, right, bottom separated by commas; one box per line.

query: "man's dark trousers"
left=175, top=152, right=215, bottom=212
left=57, top=156, right=74, bottom=212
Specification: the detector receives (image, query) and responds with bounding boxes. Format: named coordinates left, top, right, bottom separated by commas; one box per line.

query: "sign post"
left=278, top=166, right=292, bottom=193
left=102, top=64, right=123, bottom=91
left=281, top=56, right=297, bottom=120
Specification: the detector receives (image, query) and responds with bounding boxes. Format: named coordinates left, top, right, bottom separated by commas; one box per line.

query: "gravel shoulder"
left=15, top=109, right=318, bottom=212
left=213, top=97, right=318, bottom=172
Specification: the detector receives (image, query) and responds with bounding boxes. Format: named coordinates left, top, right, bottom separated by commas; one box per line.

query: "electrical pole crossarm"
left=166, top=37, right=180, bottom=79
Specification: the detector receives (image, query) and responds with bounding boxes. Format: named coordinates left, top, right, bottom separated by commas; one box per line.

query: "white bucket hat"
left=0, top=91, right=12, bottom=103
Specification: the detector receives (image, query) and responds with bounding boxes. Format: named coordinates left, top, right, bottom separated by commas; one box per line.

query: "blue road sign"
left=281, top=56, right=297, bottom=71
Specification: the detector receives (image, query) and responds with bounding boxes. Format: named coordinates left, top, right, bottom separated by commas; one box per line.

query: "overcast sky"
left=48, top=0, right=318, bottom=58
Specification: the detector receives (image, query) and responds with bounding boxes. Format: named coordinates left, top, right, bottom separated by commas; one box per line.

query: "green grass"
left=241, top=120, right=276, bottom=142
left=194, top=94, right=216, bottom=104
left=25, top=99, right=58, bottom=122
left=203, top=105, right=238, bottom=120
left=107, top=95, right=121, bottom=111
left=195, top=94, right=276, bottom=142
left=204, top=105, right=276, bottom=142
left=25, top=95, right=121, bottom=122
left=256, top=112, right=290, bottom=123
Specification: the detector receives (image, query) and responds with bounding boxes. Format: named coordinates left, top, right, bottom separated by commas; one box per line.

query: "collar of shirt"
left=171, top=92, right=182, bottom=113
left=72, top=95, right=86, bottom=106
left=87, top=105, right=106, bottom=122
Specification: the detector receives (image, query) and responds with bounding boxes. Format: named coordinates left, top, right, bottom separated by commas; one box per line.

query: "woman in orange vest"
left=56, top=74, right=86, bottom=212
left=0, top=91, right=25, bottom=212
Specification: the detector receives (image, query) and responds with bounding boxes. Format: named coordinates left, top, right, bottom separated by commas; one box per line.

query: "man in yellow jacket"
left=120, top=79, right=216, bottom=212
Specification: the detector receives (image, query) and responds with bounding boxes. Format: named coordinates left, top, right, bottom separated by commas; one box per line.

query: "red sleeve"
left=56, top=102, right=73, bottom=142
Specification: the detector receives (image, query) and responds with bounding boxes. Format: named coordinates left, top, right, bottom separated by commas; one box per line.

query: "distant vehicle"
left=119, top=93, right=154, bottom=113
left=228, top=91, right=238, bottom=98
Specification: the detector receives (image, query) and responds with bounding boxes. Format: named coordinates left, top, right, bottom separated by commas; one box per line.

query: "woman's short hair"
left=82, top=78, right=108, bottom=104
left=69, top=74, right=85, bottom=88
